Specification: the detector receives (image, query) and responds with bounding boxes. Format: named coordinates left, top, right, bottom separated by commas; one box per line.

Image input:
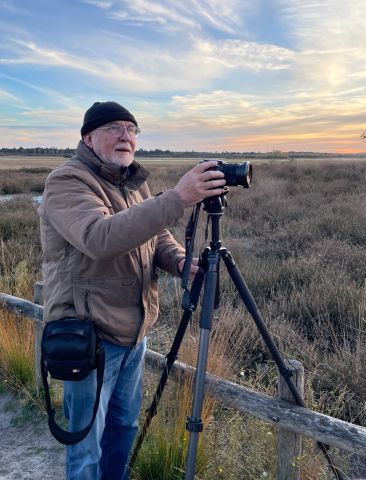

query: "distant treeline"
left=0, top=147, right=365, bottom=159
left=0, top=147, right=76, bottom=156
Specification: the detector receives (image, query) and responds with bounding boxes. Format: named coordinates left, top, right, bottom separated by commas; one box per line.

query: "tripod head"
left=202, top=187, right=229, bottom=215
left=181, top=188, right=230, bottom=292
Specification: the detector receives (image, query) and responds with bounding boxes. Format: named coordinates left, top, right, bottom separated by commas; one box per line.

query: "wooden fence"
left=1, top=283, right=366, bottom=480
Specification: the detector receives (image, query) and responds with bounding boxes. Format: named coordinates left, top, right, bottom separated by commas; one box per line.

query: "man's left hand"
left=178, top=258, right=199, bottom=281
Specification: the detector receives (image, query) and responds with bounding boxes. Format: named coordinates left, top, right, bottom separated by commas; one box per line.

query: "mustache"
left=114, top=144, right=132, bottom=153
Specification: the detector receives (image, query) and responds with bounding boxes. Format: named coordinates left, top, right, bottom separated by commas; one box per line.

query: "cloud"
left=0, top=33, right=294, bottom=97
left=167, top=90, right=255, bottom=127
left=110, top=1, right=198, bottom=30
left=0, top=126, right=79, bottom=148
left=81, top=0, right=251, bottom=34
left=0, top=1, right=26, bottom=14
left=3, top=84, right=362, bottom=152
left=280, top=1, right=364, bottom=44
left=133, top=87, right=366, bottom=153
left=1, top=0, right=364, bottom=152
left=0, top=73, right=82, bottom=111
left=194, top=38, right=294, bottom=71
left=0, top=88, right=19, bottom=102
left=81, top=0, right=113, bottom=8
left=0, top=39, right=97, bottom=71
left=19, top=106, right=84, bottom=127
left=278, top=0, right=366, bottom=92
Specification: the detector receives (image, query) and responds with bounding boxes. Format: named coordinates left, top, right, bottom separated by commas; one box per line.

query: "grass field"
left=0, top=155, right=200, bottom=169
left=0, top=154, right=363, bottom=170
left=0, top=157, right=365, bottom=478
left=0, top=155, right=66, bottom=169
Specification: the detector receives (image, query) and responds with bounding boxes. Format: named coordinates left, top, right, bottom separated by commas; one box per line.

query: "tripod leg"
left=185, top=251, right=219, bottom=480
left=220, top=249, right=302, bottom=402
left=220, top=248, right=346, bottom=480
left=129, top=266, right=205, bottom=470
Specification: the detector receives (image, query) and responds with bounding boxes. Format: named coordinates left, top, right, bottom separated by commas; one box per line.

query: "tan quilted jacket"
left=38, top=141, right=185, bottom=346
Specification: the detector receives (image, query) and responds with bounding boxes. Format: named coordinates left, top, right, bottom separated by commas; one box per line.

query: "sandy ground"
left=0, top=389, right=65, bottom=480
left=1, top=388, right=365, bottom=480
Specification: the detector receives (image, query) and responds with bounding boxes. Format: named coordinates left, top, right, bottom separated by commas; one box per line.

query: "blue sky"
left=0, top=0, right=365, bottom=152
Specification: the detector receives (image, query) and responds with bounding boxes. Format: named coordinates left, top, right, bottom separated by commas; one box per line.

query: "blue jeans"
left=64, top=337, right=146, bottom=480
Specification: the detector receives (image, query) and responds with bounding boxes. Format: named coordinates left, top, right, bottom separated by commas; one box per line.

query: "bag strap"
left=41, top=342, right=105, bottom=445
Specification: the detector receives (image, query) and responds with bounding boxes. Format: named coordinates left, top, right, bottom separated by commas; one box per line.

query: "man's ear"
left=83, top=133, right=93, bottom=148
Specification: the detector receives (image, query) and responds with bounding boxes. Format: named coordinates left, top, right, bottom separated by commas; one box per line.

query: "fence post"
left=33, top=281, right=44, bottom=392
left=277, top=359, right=304, bottom=480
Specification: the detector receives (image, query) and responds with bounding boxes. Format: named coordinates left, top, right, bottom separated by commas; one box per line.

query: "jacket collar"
left=76, top=140, right=150, bottom=191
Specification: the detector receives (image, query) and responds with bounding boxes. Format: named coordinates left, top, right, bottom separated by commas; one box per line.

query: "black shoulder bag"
left=41, top=317, right=105, bottom=445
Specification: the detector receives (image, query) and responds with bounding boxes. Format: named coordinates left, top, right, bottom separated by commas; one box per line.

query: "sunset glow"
left=0, top=1, right=365, bottom=153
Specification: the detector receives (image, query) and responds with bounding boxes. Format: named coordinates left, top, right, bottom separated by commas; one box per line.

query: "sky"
left=0, top=0, right=365, bottom=153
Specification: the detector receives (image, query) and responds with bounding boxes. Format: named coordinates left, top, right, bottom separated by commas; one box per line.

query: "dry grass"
left=0, top=155, right=198, bottom=171
left=0, top=168, right=50, bottom=194
left=146, top=159, right=366, bottom=478
left=0, top=158, right=365, bottom=479
left=0, top=310, right=35, bottom=391
left=0, top=197, right=41, bottom=298
left=0, top=156, right=64, bottom=170
left=134, top=288, right=257, bottom=479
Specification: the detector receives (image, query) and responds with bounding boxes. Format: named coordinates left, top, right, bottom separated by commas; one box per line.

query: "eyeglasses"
left=96, top=124, right=141, bottom=138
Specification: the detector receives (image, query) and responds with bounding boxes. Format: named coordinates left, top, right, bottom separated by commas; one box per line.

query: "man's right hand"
left=173, top=161, right=226, bottom=208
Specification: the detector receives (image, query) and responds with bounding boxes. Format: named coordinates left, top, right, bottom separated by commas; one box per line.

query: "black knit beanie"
left=80, top=101, right=138, bottom=136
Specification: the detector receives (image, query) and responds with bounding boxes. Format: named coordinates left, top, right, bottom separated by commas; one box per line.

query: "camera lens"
left=222, top=161, right=252, bottom=188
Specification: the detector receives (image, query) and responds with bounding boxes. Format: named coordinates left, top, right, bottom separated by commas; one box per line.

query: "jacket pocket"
left=72, top=276, right=139, bottom=321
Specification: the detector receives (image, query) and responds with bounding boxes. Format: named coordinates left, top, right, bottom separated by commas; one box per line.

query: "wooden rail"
left=1, top=287, right=366, bottom=479
left=145, top=351, right=366, bottom=456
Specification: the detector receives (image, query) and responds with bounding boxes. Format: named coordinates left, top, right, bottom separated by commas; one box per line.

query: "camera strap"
left=41, top=342, right=105, bottom=445
left=181, top=203, right=202, bottom=310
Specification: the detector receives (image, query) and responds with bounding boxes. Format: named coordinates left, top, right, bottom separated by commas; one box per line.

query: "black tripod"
left=130, top=192, right=345, bottom=480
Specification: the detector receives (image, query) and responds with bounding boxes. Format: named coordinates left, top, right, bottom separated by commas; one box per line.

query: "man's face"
left=84, top=120, right=137, bottom=167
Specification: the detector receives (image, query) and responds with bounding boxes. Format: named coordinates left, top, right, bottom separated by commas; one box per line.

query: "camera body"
left=203, top=159, right=252, bottom=188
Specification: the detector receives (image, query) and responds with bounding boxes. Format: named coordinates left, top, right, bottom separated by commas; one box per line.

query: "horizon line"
left=1, top=147, right=366, bottom=157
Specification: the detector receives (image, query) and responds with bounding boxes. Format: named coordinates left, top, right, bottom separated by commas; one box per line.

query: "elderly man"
left=38, top=101, right=225, bottom=480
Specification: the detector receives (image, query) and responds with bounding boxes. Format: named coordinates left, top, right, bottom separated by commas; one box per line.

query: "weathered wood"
left=145, top=350, right=366, bottom=456
left=33, top=282, right=44, bottom=391
left=277, top=360, right=304, bottom=480
left=33, top=281, right=44, bottom=306
left=0, top=293, right=43, bottom=323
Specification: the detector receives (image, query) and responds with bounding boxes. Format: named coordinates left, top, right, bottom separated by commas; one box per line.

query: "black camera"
left=203, top=159, right=252, bottom=188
